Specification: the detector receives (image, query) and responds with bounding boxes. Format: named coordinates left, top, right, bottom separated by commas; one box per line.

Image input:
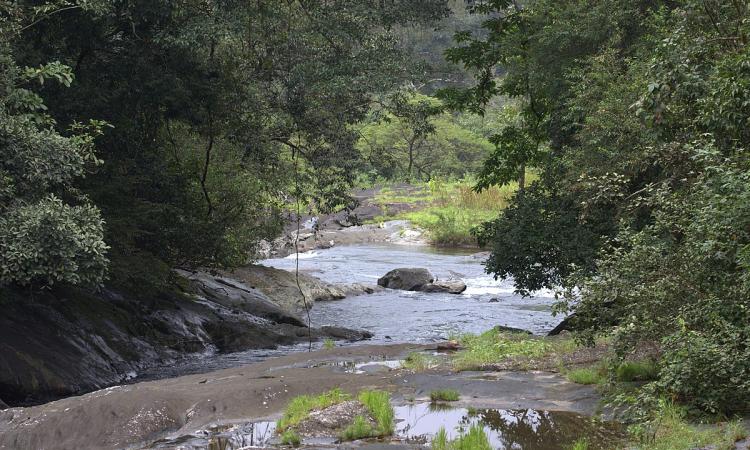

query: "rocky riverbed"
left=0, top=343, right=620, bottom=450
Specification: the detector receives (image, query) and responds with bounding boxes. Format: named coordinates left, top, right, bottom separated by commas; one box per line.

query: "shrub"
left=616, top=361, right=658, bottom=382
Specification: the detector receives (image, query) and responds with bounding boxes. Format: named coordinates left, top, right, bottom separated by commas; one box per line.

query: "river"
left=139, top=243, right=559, bottom=379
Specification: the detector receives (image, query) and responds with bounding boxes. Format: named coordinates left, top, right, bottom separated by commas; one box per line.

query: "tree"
left=0, top=5, right=108, bottom=287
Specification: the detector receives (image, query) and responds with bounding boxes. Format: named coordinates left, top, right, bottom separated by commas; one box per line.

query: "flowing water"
left=139, top=244, right=560, bottom=379
left=262, top=243, right=559, bottom=342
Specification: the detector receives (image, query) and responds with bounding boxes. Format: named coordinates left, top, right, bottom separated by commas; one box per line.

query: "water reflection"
left=395, top=403, right=623, bottom=450
left=150, top=421, right=277, bottom=449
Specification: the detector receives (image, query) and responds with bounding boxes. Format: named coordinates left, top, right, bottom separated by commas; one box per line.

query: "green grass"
left=276, top=388, right=351, bottom=431
left=322, top=338, right=335, bottom=350
left=627, top=400, right=747, bottom=450
left=568, top=438, right=589, bottom=450
left=566, top=367, right=606, bottom=385
left=358, top=390, right=395, bottom=436
left=280, top=429, right=301, bottom=447
left=340, top=415, right=375, bottom=441
left=451, top=328, right=575, bottom=371
left=402, top=352, right=438, bottom=371
left=615, top=361, right=658, bottom=382
left=430, top=389, right=460, bottom=402
left=431, top=425, right=492, bottom=450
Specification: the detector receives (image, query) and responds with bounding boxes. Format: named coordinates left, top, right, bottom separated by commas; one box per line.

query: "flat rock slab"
left=0, top=343, right=604, bottom=450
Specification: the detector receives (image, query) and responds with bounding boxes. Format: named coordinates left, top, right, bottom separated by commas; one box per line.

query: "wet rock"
left=420, top=280, right=467, bottom=294
left=320, top=326, right=373, bottom=342
left=294, top=400, right=374, bottom=437
left=341, top=283, right=383, bottom=297
left=496, top=325, right=533, bottom=335
left=489, top=298, right=500, bottom=303
left=0, top=270, right=347, bottom=406
left=548, top=314, right=577, bottom=336
left=437, top=341, right=462, bottom=352
left=225, top=264, right=346, bottom=315
left=377, top=268, right=434, bottom=291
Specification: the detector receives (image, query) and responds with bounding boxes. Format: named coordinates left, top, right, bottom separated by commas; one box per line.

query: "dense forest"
left=2, top=0, right=750, bottom=448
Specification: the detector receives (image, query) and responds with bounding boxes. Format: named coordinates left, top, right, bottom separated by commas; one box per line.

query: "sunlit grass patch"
left=277, top=388, right=351, bottom=431
left=568, top=438, right=589, bottom=450
left=430, top=389, right=460, bottom=402
left=451, top=328, right=564, bottom=371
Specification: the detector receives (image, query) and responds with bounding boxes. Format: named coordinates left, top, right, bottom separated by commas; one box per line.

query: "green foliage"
left=430, top=389, right=459, bottom=402
left=279, top=429, right=301, bottom=447
left=627, top=400, right=747, bottom=450
left=358, top=390, right=394, bottom=436
left=357, top=92, right=493, bottom=182
left=616, top=361, right=658, bottom=383
left=431, top=425, right=492, bottom=450
left=322, top=338, right=335, bottom=350
left=448, top=0, right=750, bottom=414
left=276, top=388, right=351, bottom=431
left=8, top=0, right=451, bottom=292
left=340, top=415, right=375, bottom=441
left=0, top=11, right=108, bottom=287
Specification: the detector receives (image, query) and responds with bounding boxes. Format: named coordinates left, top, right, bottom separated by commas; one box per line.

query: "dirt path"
left=0, top=344, right=605, bottom=450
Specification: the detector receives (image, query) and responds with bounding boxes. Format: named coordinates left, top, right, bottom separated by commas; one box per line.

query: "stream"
left=140, top=243, right=560, bottom=380
left=265, top=243, right=559, bottom=342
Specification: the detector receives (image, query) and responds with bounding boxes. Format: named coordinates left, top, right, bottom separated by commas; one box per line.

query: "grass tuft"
left=277, top=388, right=351, bottom=431
left=402, top=352, right=437, bottom=371
left=568, top=438, right=589, bottom=450
left=322, top=338, right=335, bottom=350
left=280, top=429, right=301, bottom=447
left=566, top=367, right=605, bottom=385
left=340, top=415, right=374, bottom=441
left=431, top=424, right=492, bottom=450
left=358, top=390, right=395, bottom=436
left=430, top=389, right=460, bottom=402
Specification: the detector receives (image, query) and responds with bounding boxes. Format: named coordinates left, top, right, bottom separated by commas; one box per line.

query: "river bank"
left=0, top=342, right=615, bottom=450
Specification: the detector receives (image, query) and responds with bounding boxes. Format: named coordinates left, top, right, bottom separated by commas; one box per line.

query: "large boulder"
left=420, top=280, right=467, bottom=294
left=377, top=268, right=434, bottom=290
left=225, top=265, right=345, bottom=315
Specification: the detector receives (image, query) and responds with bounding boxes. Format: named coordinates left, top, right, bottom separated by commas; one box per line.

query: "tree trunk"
left=518, top=163, right=526, bottom=192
